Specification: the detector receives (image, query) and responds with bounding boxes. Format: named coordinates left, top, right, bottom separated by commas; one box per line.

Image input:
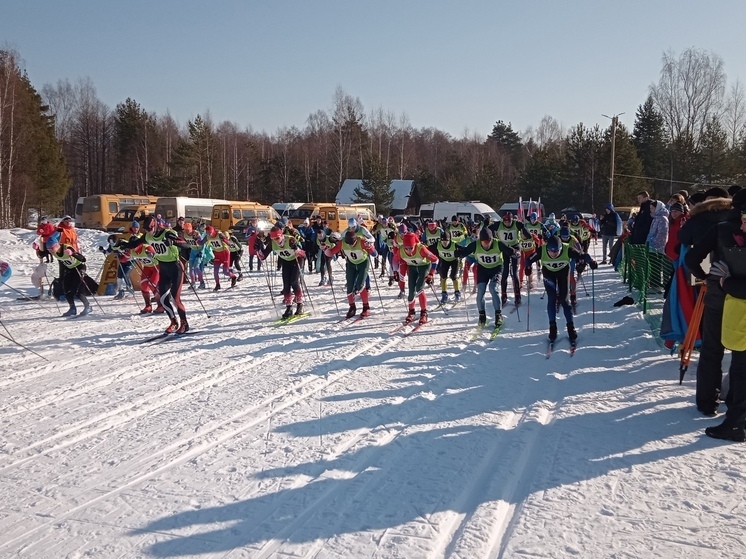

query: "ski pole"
left=299, top=267, right=315, bottom=314
left=578, top=270, right=589, bottom=296
left=261, top=257, right=280, bottom=318
left=526, top=274, right=531, bottom=331
left=328, top=269, right=341, bottom=316
left=117, top=260, right=140, bottom=310
left=78, top=269, right=106, bottom=314
left=369, top=264, right=386, bottom=316
left=428, top=280, right=448, bottom=315
left=43, top=272, right=63, bottom=314
left=0, top=328, right=49, bottom=362
left=591, top=266, right=595, bottom=333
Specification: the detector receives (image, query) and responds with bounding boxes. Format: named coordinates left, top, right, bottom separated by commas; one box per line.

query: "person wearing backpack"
left=45, top=233, right=91, bottom=317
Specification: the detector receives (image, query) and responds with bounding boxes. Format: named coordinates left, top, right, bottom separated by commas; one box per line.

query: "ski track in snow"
left=1, top=228, right=745, bottom=559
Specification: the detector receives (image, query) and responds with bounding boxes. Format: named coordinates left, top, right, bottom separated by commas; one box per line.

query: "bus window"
left=232, top=209, right=241, bottom=219
left=109, top=202, right=118, bottom=214
left=212, top=208, right=220, bottom=220
left=338, top=211, right=347, bottom=220
left=327, top=211, right=336, bottom=221
left=222, top=210, right=230, bottom=220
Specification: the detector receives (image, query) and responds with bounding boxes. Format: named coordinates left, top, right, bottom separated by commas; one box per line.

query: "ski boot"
left=230, top=276, right=237, bottom=288
left=454, top=290, right=461, bottom=302
left=318, top=277, right=326, bottom=286
left=154, top=305, right=165, bottom=313
left=494, top=311, right=503, bottom=327
left=165, top=317, right=179, bottom=333
left=177, top=319, right=189, bottom=334
left=478, top=310, right=486, bottom=326
left=78, top=305, right=91, bottom=317
left=198, top=281, right=206, bottom=289
left=282, top=305, right=293, bottom=319
left=214, top=283, right=221, bottom=292
left=419, top=309, right=428, bottom=324
left=62, top=307, right=77, bottom=317
left=388, top=277, right=394, bottom=287
left=440, top=292, right=448, bottom=305
left=361, top=304, right=371, bottom=318
left=294, top=302, right=304, bottom=316
left=140, top=305, right=152, bottom=314
left=514, top=293, right=522, bottom=306
left=567, top=323, right=577, bottom=343
left=345, top=304, right=357, bottom=319
left=113, top=290, right=125, bottom=300
left=398, top=289, right=406, bottom=299
left=405, top=308, right=416, bottom=324
left=705, top=422, right=746, bottom=442
left=548, top=321, right=558, bottom=342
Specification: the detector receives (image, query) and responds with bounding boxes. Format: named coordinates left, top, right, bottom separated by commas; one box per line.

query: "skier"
left=421, top=220, right=443, bottom=247
left=527, top=235, right=597, bottom=345
left=46, top=233, right=91, bottom=317
left=324, top=228, right=377, bottom=318
left=227, top=231, right=244, bottom=281
left=398, top=232, right=438, bottom=324
left=256, top=226, right=306, bottom=319
left=119, top=215, right=191, bottom=334
left=432, top=230, right=461, bottom=304
left=457, top=227, right=507, bottom=327
left=490, top=212, right=526, bottom=306
left=205, top=225, right=237, bottom=291
left=185, top=226, right=207, bottom=288
left=130, top=240, right=162, bottom=314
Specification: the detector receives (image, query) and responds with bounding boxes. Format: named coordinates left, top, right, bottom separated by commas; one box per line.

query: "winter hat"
left=728, top=184, right=743, bottom=197
left=451, top=215, right=458, bottom=222
left=559, top=226, right=571, bottom=239
left=46, top=232, right=61, bottom=249
left=402, top=232, right=418, bottom=248
left=605, top=203, right=615, bottom=211
left=732, top=188, right=746, bottom=212
left=548, top=213, right=556, bottom=221
left=529, top=212, right=538, bottom=221
left=479, top=227, right=493, bottom=242
left=704, top=186, right=730, bottom=199
left=688, top=191, right=707, bottom=206
left=669, top=202, right=685, bottom=213
left=205, top=225, right=215, bottom=236
left=344, top=230, right=357, bottom=246
left=131, top=220, right=140, bottom=229
left=347, top=217, right=357, bottom=229
left=546, top=236, right=561, bottom=252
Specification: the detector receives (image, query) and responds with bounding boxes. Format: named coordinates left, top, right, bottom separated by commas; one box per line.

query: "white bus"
left=419, top=201, right=499, bottom=223
left=154, top=197, right=230, bottom=225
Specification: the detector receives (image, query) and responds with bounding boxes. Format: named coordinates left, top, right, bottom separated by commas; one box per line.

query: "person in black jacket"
left=598, top=204, right=620, bottom=264
left=684, top=190, right=739, bottom=418
left=629, top=191, right=654, bottom=245
left=688, top=190, right=746, bottom=441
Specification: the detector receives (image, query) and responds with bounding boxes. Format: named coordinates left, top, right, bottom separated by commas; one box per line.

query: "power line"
left=613, top=173, right=731, bottom=188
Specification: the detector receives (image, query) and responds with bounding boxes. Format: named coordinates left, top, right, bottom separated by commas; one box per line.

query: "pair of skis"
left=138, top=330, right=196, bottom=344
left=272, top=312, right=311, bottom=327
left=546, top=336, right=577, bottom=358
left=469, top=321, right=503, bottom=342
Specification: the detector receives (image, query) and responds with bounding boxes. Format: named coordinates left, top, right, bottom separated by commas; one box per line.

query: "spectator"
left=629, top=191, right=654, bottom=245
left=665, top=203, right=687, bottom=262
left=599, top=204, right=621, bottom=264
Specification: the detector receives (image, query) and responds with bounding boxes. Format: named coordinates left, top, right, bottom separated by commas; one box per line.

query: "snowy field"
left=0, top=228, right=744, bottom=559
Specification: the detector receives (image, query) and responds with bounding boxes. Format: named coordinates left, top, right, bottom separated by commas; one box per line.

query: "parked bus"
left=80, top=194, right=158, bottom=230
left=288, top=203, right=374, bottom=231
left=419, top=201, right=499, bottom=224
left=211, top=201, right=281, bottom=234
left=154, top=197, right=230, bottom=225
left=106, top=204, right=156, bottom=232
left=74, top=197, right=85, bottom=224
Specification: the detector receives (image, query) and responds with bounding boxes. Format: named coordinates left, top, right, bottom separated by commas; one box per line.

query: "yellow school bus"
left=211, top=202, right=281, bottom=233
left=288, top=203, right=374, bottom=231
left=80, top=194, right=157, bottom=230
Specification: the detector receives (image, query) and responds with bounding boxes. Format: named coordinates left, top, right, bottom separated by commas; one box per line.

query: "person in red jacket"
left=398, top=232, right=438, bottom=324
left=665, top=202, right=687, bottom=262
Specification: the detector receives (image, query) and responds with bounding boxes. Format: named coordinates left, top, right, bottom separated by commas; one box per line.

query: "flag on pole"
left=518, top=196, right=524, bottom=222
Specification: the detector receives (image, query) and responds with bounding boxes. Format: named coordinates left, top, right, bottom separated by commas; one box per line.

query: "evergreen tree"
left=354, top=155, right=394, bottom=215
left=698, top=116, right=730, bottom=183
left=632, top=96, right=669, bottom=194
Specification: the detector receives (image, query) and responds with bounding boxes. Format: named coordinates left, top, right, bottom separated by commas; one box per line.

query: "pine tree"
left=632, top=96, right=669, bottom=194
left=354, top=155, right=394, bottom=215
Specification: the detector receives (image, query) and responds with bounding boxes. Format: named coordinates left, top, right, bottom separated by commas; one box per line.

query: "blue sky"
left=3, top=1, right=746, bottom=138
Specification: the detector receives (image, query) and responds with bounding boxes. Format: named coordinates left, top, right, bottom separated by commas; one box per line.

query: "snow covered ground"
left=0, top=228, right=744, bottom=559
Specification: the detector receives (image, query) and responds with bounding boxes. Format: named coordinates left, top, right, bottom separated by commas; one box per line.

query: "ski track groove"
left=0, top=304, right=427, bottom=553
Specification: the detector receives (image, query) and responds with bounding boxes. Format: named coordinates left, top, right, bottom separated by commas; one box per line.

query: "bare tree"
left=650, top=47, right=726, bottom=147
left=723, top=79, right=746, bottom=148
left=535, top=115, right=564, bottom=149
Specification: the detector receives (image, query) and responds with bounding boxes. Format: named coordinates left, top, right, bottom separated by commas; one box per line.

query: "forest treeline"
left=2, top=46, right=746, bottom=226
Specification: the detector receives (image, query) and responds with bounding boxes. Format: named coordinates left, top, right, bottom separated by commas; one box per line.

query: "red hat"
left=402, top=232, right=418, bottom=248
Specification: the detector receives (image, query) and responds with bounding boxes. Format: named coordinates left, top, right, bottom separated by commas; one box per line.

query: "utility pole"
left=602, top=112, right=624, bottom=205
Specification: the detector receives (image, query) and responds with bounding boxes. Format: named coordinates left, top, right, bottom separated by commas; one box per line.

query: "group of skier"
left=9, top=208, right=599, bottom=346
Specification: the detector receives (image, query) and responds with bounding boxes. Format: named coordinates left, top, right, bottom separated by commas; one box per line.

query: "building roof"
left=336, top=179, right=415, bottom=211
